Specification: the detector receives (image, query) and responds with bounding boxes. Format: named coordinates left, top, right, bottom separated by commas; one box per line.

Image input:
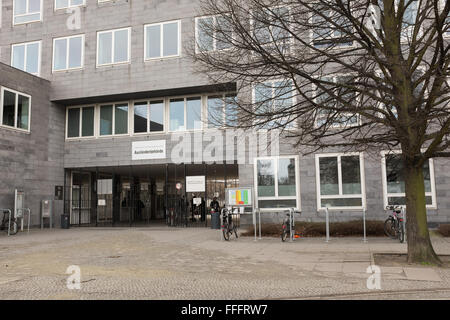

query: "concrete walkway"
left=0, top=227, right=449, bottom=299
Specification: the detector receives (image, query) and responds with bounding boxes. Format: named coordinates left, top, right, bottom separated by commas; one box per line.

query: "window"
left=252, top=6, right=291, bottom=52
left=1, top=87, right=31, bottom=132
left=97, top=28, right=130, bottom=66
left=195, top=15, right=233, bottom=52
left=314, top=75, right=359, bottom=127
left=99, top=103, right=129, bottom=136
left=53, top=35, right=84, bottom=72
left=255, top=156, right=300, bottom=210
left=207, top=93, right=237, bottom=128
left=253, top=80, right=295, bottom=129
left=443, top=0, right=450, bottom=36
left=13, top=0, right=42, bottom=25
left=11, top=41, right=41, bottom=76
left=311, top=10, right=353, bottom=48
left=315, top=153, right=366, bottom=210
left=381, top=152, right=436, bottom=208
left=169, top=97, right=202, bottom=131
left=145, top=21, right=180, bottom=60
left=66, top=106, right=94, bottom=138
left=55, top=0, right=84, bottom=10
left=133, top=100, right=165, bottom=133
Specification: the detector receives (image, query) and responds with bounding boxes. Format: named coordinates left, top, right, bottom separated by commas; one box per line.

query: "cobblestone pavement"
left=0, top=227, right=449, bottom=300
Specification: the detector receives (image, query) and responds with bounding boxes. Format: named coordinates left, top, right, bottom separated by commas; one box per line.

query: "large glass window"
left=253, top=6, right=291, bottom=51
left=1, top=88, right=31, bottom=131
left=186, top=97, right=202, bottom=130
left=314, top=75, right=359, bottom=127
left=169, top=99, right=185, bottom=131
left=255, top=156, right=299, bottom=209
left=145, top=21, right=180, bottom=59
left=81, top=107, right=94, bottom=137
left=11, top=41, right=41, bottom=76
left=67, top=108, right=80, bottom=138
left=196, top=15, right=233, bottom=52
left=53, top=35, right=84, bottom=71
left=133, top=100, right=164, bottom=134
left=312, top=10, right=353, bottom=48
left=114, top=104, right=128, bottom=135
left=55, top=0, right=85, bottom=10
left=253, top=80, right=294, bottom=129
left=169, top=97, right=203, bottom=132
left=133, top=102, right=148, bottom=133
left=13, top=0, right=41, bottom=25
left=207, top=93, right=237, bottom=128
left=67, top=106, right=94, bottom=138
left=97, top=28, right=130, bottom=66
left=383, top=153, right=436, bottom=207
left=316, top=153, right=365, bottom=209
left=150, top=100, right=164, bottom=132
left=99, top=103, right=128, bottom=136
left=100, top=105, right=113, bottom=135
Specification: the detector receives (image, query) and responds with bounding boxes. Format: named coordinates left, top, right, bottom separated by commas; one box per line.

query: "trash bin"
left=61, top=214, right=70, bottom=229
left=211, top=212, right=220, bottom=229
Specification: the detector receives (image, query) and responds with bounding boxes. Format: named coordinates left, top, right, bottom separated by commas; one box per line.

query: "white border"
left=10, top=40, right=42, bottom=76
left=315, top=152, right=366, bottom=211
left=52, top=34, right=85, bottom=73
left=0, top=86, right=32, bottom=133
left=253, top=155, right=301, bottom=211
left=12, top=0, right=43, bottom=26
left=380, top=150, right=437, bottom=209
left=144, top=20, right=181, bottom=61
left=96, top=27, right=131, bottom=67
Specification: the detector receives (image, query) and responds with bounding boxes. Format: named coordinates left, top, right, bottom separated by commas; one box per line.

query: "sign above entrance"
left=132, top=140, right=166, bottom=160
left=186, top=176, right=205, bottom=193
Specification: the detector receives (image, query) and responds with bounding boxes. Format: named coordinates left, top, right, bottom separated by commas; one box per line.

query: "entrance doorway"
left=64, top=163, right=239, bottom=227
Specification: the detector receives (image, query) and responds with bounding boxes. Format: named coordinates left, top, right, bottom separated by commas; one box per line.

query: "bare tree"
left=190, top=0, right=450, bottom=264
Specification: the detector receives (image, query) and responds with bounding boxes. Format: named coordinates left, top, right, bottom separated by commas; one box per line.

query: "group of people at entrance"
left=189, top=196, right=221, bottom=222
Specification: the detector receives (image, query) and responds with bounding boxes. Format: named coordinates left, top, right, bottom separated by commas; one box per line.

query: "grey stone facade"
left=1, top=0, right=449, bottom=227
left=0, top=63, right=65, bottom=226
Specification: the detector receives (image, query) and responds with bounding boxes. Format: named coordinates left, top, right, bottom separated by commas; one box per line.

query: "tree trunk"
left=404, top=163, right=441, bottom=265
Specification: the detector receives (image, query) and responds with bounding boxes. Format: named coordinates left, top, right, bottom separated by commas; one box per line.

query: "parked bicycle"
left=221, top=208, right=238, bottom=241
left=281, top=208, right=301, bottom=242
left=384, top=205, right=405, bottom=243
left=0, top=209, right=18, bottom=235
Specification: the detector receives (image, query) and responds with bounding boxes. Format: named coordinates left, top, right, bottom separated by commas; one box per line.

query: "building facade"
left=1, top=0, right=449, bottom=227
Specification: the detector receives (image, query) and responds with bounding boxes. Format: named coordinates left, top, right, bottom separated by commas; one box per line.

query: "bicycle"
left=0, top=209, right=18, bottom=235
left=281, top=208, right=301, bottom=242
left=221, top=208, right=238, bottom=241
left=384, top=205, right=405, bottom=243
left=281, top=213, right=291, bottom=242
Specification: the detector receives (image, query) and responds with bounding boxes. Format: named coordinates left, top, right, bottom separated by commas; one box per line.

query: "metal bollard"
left=363, top=208, right=368, bottom=243
left=325, top=207, right=330, bottom=243
left=258, top=208, right=262, bottom=240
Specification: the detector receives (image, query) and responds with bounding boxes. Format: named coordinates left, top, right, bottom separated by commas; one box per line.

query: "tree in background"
left=191, top=0, right=450, bottom=264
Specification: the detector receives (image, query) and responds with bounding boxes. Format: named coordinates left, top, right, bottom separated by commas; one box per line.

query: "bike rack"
left=23, top=208, right=31, bottom=234
left=1, top=209, right=12, bottom=236
left=252, top=208, right=262, bottom=241
left=16, top=208, right=31, bottom=234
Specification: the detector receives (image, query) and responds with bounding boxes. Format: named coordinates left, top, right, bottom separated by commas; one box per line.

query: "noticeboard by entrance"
left=225, top=187, right=253, bottom=207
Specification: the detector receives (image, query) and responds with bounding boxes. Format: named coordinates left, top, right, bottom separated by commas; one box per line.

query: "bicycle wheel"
left=281, top=225, right=288, bottom=242
left=384, top=218, right=396, bottom=239
left=233, top=225, right=238, bottom=239
left=223, top=227, right=230, bottom=241
left=9, top=221, right=18, bottom=235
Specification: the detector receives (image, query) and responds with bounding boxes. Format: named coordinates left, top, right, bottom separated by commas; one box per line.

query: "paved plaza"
left=0, top=227, right=449, bottom=300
